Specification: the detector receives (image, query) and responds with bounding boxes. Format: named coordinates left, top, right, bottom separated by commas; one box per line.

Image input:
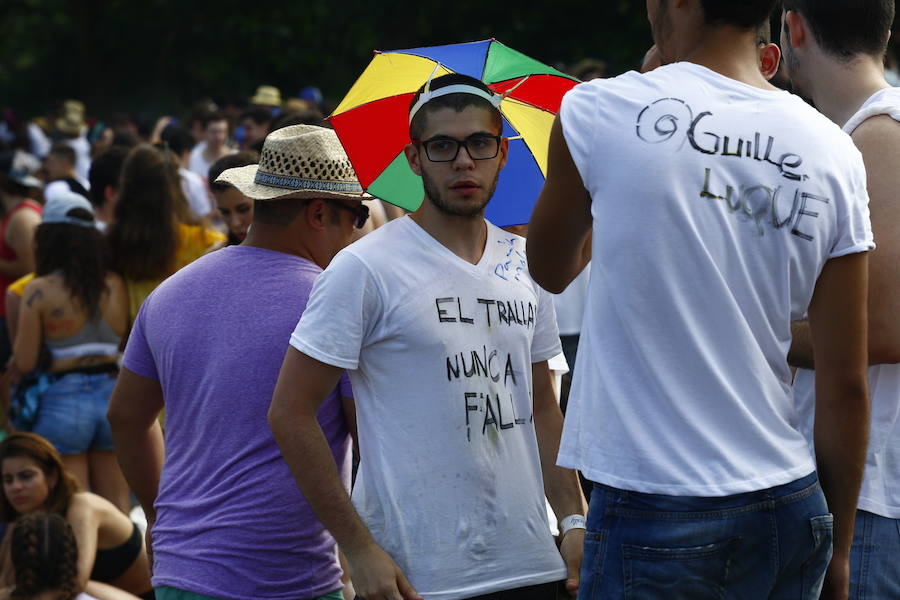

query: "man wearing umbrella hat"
left=528, top=0, right=872, bottom=598
left=271, top=74, right=586, bottom=600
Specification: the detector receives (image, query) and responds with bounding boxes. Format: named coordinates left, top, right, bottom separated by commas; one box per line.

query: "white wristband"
left=560, top=514, right=586, bottom=537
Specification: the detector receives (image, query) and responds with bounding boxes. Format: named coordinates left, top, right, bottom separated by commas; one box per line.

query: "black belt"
left=54, top=362, right=119, bottom=378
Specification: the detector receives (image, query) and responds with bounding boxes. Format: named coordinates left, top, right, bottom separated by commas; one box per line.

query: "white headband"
left=408, top=64, right=505, bottom=124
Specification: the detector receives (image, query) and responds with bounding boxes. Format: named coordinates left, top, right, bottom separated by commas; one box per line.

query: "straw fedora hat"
left=61, top=99, right=85, bottom=116
left=56, top=99, right=87, bottom=136
left=250, top=85, right=282, bottom=107
left=216, top=124, right=369, bottom=202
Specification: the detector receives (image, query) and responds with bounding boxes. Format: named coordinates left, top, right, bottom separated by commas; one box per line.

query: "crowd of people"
left=0, top=0, right=898, bottom=599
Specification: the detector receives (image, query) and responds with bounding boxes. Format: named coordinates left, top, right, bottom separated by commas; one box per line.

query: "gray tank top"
left=44, top=314, right=121, bottom=360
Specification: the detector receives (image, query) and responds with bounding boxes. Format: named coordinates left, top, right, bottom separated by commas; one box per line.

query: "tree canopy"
left=1, top=0, right=653, bottom=117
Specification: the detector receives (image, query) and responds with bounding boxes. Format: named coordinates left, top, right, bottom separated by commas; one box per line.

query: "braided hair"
left=10, top=513, right=79, bottom=600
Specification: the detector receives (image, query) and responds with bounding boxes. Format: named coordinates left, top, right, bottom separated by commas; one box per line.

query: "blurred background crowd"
left=1, top=3, right=900, bottom=598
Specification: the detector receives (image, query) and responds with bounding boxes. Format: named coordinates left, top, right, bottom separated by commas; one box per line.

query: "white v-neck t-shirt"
left=291, top=216, right=565, bottom=599
left=794, top=87, right=900, bottom=518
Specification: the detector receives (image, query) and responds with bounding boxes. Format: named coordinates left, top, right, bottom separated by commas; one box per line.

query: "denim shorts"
left=850, top=509, right=900, bottom=599
left=31, top=371, right=117, bottom=454
left=580, top=472, right=832, bottom=599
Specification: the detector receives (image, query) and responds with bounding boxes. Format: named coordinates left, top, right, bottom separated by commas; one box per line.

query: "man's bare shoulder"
left=851, top=114, right=900, bottom=155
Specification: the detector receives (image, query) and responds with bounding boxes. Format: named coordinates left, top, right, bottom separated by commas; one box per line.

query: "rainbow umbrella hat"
left=329, top=39, right=579, bottom=227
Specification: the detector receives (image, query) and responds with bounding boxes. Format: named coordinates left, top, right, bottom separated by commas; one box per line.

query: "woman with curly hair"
left=11, top=191, right=129, bottom=511
left=0, top=433, right=151, bottom=598
left=7, top=513, right=140, bottom=600
left=107, top=144, right=223, bottom=322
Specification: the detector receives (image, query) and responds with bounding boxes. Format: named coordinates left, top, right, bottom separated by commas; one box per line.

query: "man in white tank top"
left=782, top=1, right=900, bottom=597
left=528, top=0, right=874, bottom=598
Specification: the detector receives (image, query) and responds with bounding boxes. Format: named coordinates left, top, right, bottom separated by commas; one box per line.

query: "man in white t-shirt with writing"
left=781, top=1, right=900, bottom=597
left=528, top=0, right=874, bottom=598
left=270, top=73, right=586, bottom=600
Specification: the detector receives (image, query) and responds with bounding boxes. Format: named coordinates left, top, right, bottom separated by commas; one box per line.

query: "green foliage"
left=0, top=0, right=652, bottom=118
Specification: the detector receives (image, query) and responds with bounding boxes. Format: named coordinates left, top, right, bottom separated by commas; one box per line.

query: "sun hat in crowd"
left=55, top=113, right=87, bottom=136
left=298, top=85, right=323, bottom=107
left=55, top=99, right=87, bottom=136
left=42, top=190, right=95, bottom=227
left=61, top=99, right=86, bottom=116
left=283, top=98, right=317, bottom=114
left=215, top=124, right=369, bottom=202
left=250, top=85, right=283, bottom=107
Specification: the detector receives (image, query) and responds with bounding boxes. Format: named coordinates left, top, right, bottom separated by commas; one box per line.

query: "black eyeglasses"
left=316, top=198, right=369, bottom=229
left=413, top=134, right=501, bottom=162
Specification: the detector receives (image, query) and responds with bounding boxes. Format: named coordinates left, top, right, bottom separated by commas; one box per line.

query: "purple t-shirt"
left=123, top=245, right=351, bottom=599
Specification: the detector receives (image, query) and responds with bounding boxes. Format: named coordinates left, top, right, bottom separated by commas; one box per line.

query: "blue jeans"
left=850, top=510, right=900, bottom=599
left=580, top=472, right=832, bottom=599
left=31, top=371, right=117, bottom=454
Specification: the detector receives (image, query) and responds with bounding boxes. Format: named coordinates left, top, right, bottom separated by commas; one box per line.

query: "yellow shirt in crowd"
left=124, top=224, right=225, bottom=320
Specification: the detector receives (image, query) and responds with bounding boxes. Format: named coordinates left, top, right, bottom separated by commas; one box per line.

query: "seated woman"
left=11, top=192, right=130, bottom=512
left=0, top=432, right=152, bottom=598
left=5, top=512, right=140, bottom=600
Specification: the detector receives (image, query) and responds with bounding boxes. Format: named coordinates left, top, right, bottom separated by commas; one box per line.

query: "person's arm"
left=12, top=281, right=44, bottom=373
left=790, top=116, right=900, bottom=369
left=149, top=116, right=173, bottom=145
left=526, top=116, right=592, bottom=293
left=67, top=494, right=100, bottom=591
left=5, top=288, right=21, bottom=348
left=84, top=580, right=143, bottom=600
left=107, top=368, right=164, bottom=516
left=3, top=288, right=23, bottom=393
left=0, top=209, right=40, bottom=278
left=807, top=252, right=870, bottom=600
left=106, top=366, right=165, bottom=572
left=0, top=527, right=12, bottom=586
left=532, top=360, right=587, bottom=597
left=269, top=348, right=422, bottom=600
left=852, top=116, right=900, bottom=364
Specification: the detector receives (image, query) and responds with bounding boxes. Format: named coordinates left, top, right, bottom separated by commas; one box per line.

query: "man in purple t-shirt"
left=108, top=125, right=372, bottom=600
